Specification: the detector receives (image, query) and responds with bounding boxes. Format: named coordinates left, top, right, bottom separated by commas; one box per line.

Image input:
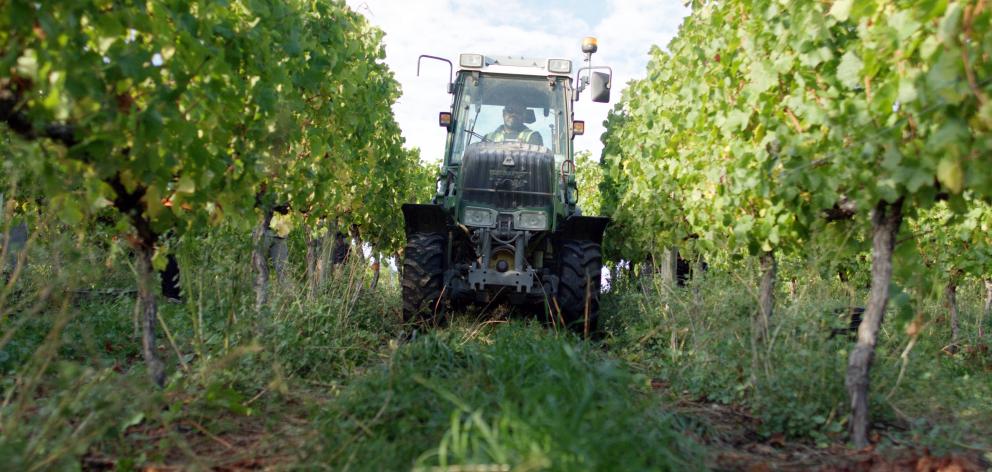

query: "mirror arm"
left=573, top=69, right=587, bottom=101
left=418, top=55, right=454, bottom=93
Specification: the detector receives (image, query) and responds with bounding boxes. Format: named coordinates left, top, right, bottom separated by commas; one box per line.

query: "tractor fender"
left=402, top=203, right=453, bottom=236
left=553, top=216, right=610, bottom=244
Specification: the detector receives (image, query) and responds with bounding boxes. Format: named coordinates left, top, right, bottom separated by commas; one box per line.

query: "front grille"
left=461, top=142, right=554, bottom=210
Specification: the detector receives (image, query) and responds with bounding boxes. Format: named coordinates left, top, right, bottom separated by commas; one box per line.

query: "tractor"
left=402, top=37, right=612, bottom=333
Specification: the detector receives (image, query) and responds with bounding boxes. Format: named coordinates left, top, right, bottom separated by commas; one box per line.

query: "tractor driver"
left=485, top=100, right=543, bottom=146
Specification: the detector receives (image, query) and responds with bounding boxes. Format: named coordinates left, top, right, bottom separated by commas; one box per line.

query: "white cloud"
left=347, top=0, right=688, bottom=166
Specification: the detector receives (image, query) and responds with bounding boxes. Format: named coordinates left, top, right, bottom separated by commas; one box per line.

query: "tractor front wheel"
left=401, top=232, right=446, bottom=324
left=556, top=240, right=602, bottom=336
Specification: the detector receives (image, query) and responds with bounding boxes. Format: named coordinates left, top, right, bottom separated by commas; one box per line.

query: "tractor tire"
left=401, top=232, right=446, bottom=324
left=556, top=240, right=602, bottom=336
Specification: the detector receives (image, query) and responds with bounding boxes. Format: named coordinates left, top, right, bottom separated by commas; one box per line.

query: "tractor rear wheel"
left=556, top=240, right=602, bottom=336
left=401, top=232, right=446, bottom=324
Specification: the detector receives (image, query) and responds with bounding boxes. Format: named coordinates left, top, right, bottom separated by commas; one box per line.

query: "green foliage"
left=600, top=0, right=992, bottom=269
left=309, top=323, right=702, bottom=471
left=574, top=150, right=603, bottom=216
left=909, top=197, right=992, bottom=283
left=602, top=271, right=992, bottom=449
left=1, top=208, right=989, bottom=468
left=258, top=263, right=403, bottom=381
left=0, top=0, right=427, bottom=254
left=0, top=362, right=151, bottom=471
left=1, top=216, right=709, bottom=469
left=0, top=220, right=407, bottom=468
left=5, top=1, right=992, bottom=467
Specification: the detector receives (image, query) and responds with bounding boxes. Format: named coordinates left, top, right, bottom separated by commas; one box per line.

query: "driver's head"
left=502, top=101, right=528, bottom=131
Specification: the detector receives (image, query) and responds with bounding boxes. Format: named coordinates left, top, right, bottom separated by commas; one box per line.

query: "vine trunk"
left=133, top=240, right=164, bottom=387
left=252, top=208, right=274, bottom=311
left=945, top=274, right=960, bottom=350
left=756, top=250, right=776, bottom=343
left=846, top=198, right=904, bottom=449
left=982, top=279, right=991, bottom=339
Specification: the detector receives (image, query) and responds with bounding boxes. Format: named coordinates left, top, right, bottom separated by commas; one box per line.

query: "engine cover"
left=460, top=142, right=554, bottom=210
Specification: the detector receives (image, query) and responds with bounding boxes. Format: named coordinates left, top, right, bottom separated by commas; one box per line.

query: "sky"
left=345, top=0, right=690, bottom=164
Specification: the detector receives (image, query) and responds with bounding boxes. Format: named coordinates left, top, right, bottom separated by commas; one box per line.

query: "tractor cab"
left=447, top=63, right=572, bottom=163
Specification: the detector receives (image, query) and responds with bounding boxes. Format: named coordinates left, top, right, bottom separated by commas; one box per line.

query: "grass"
left=308, top=321, right=702, bottom=470
left=0, top=225, right=704, bottom=471
left=2, top=224, right=990, bottom=470
left=601, top=266, right=992, bottom=454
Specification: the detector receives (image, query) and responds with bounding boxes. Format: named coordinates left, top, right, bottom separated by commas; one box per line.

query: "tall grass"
left=5, top=213, right=989, bottom=469
left=602, top=266, right=992, bottom=451
left=2, top=216, right=707, bottom=470
left=0, top=220, right=405, bottom=468
left=0, top=213, right=154, bottom=470
left=308, top=322, right=703, bottom=471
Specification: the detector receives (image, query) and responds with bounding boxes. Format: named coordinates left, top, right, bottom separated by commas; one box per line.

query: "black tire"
left=401, top=232, right=446, bottom=324
left=556, top=240, right=602, bottom=335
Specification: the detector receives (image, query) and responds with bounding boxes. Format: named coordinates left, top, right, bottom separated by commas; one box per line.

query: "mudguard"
left=553, top=215, right=610, bottom=244
left=402, top=203, right=453, bottom=236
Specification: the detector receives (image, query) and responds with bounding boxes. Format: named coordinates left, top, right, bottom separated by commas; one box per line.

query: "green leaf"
left=748, top=61, right=777, bottom=95
left=897, top=75, right=918, bottom=103
left=925, top=49, right=965, bottom=104
left=15, top=49, right=39, bottom=81
left=152, top=246, right=168, bottom=271
left=119, top=412, right=145, bottom=432
left=937, top=157, right=963, bottom=194
left=177, top=175, right=196, bottom=194
left=799, top=47, right=833, bottom=68
left=829, top=0, right=854, bottom=21
left=836, top=51, right=863, bottom=89
left=938, top=3, right=963, bottom=45
left=57, top=198, right=84, bottom=226
left=144, top=185, right=164, bottom=219
left=977, top=100, right=992, bottom=131
left=888, top=10, right=920, bottom=41
left=724, top=109, right=753, bottom=133
left=896, top=165, right=933, bottom=193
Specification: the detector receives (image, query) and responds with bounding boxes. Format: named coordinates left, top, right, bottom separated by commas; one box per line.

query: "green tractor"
left=402, top=38, right=612, bottom=333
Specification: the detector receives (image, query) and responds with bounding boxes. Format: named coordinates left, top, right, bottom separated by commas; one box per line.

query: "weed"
left=602, top=269, right=992, bottom=451
left=309, top=322, right=703, bottom=471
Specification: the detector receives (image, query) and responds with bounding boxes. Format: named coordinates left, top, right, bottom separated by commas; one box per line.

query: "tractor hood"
left=460, top=142, right=555, bottom=213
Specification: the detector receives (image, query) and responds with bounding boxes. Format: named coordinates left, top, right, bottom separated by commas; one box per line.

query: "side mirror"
left=590, top=72, right=611, bottom=103
left=439, top=112, right=452, bottom=129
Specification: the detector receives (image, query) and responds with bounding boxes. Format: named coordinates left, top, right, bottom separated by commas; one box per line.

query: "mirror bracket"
left=418, top=55, right=454, bottom=94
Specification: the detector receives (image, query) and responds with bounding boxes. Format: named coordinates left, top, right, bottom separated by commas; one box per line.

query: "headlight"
left=515, top=211, right=548, bottom=231
left=459, top=54, right=484, bottom=68
left=463, top=207, right=495, bottom=227
left=547, top=59, right=572, bottom=73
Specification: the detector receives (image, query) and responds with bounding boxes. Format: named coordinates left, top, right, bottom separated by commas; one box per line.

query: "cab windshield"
left=448, top=74, right=570, bottom=164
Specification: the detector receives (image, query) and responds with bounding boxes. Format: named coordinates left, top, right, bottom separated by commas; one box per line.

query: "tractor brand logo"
left=489, top=169, right=530, bottom=190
